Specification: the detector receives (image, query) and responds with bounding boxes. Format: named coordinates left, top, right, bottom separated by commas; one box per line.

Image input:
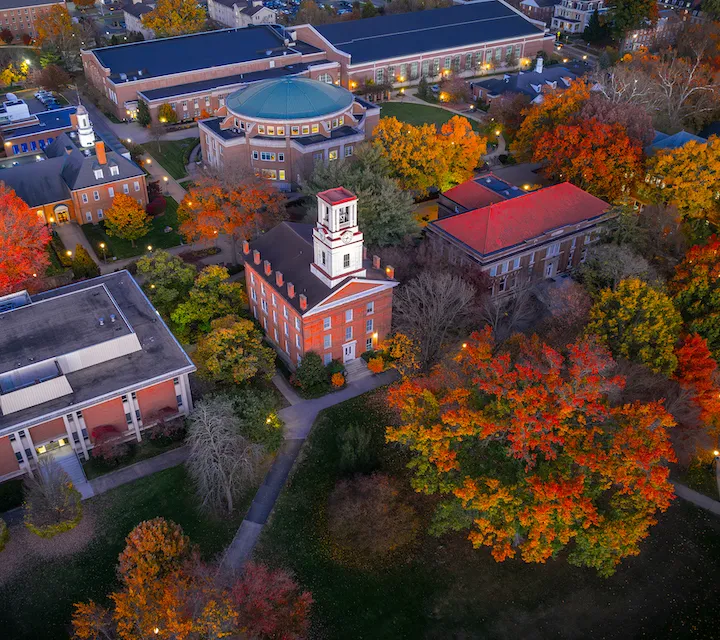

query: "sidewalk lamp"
left=66, top=249, right=72, bottom=258
left=147, top=245, right=153, bottom=253
left=163, top=176, right=169, bottom=194
left=99, top=242, right=106, bottom=262
left=146, top=158, right=152, bottom=165
left=495, top=129, right=501, bottom=136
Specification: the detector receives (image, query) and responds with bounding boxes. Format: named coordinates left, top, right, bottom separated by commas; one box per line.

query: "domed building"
left=198, top=76, right=380, bottom=190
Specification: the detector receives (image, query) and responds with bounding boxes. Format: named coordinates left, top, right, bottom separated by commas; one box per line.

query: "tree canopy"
left=104, top=194, right=151, bottom=247
left=136, top=249, right=197, bottom=318
left=143, top=0, right=206, bottom=37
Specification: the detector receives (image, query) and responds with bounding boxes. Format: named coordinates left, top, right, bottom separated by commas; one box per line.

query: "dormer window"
left=94, top=168, right=103, bottom=179
left=110, top=165, right=119, bottom=176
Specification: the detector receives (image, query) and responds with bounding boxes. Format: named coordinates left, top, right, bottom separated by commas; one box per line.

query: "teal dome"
left=226, top=77, right=354, bottom=120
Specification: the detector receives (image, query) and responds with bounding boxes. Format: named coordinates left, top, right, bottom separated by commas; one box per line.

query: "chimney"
left=242, top=240, right=250, bottom=255
left=372, top=255, right=380, bottom=270
left=535, top=56, right=544, bottom=74
left=70, top=113, right=78, bottom=130
left=299, top=294, right=307, bottom=310
left=275, top=271, right=284, bottom=287
left=95, top=141, right=107, bottom=165
left=253, top=249, right=261, bottom=265
left=385, top=265, right=395, bottom=279
left=264, top=260, right=272, bottom=276
left=287, top=282, right=295, bottom=298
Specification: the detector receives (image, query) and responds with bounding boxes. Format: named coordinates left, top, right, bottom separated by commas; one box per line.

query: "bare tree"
left=24, top=456, right=82, bottom=533
left=540, top=280, right=592, bottom=347
left=148, top=121, right=164, bottom=154
left=578, top=243, right=658, bottom=293
left=185, top=396, right=265, bottom=515
left=479, top=285, right=537, bottom=343
left=393, top=271, right=476, bottom=369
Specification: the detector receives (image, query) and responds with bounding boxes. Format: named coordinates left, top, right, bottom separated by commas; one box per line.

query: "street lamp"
left=66, top=249, right=72, bottom=258
left=147, top=245, right=153, bottom=252
left=146, top=158, right=152, bottom=165
left=163, top=176, right=169, bottom=194
left=99, top=242, right=106, bottom=262
left=495, top=129, right=501, bottom=136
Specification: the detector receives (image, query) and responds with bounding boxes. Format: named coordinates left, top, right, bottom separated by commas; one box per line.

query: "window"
left=261, top=298, right=268, bottom=313
left=376, top=68, right=384, bottom=83
left=295, top=317, right=300, bottom=331
left=433, top=58, right=440, bottom=75
left=93, top=190, right=100, bottom=201
left=97, top=209, right=104, bottom=220
left=261, top=283, right=265, bottom=296
left=321, top=251, right=326, bottom=266
left=444, top=56, right=451, bottom=69
left=205, top=96, right=210, bottom=106
left=324, top=335, right=332, bottom=349
left=291, top=125, right=299, bottom=135
left=284, top=322, right=288, bottom=336
left=250, top=272, right=255, bottom=285
left=311, top=123, right=319, bottom=134
left=182, top=100, right=188, bottom=109
left=489, top=265, right=498, bottom=277
left=529, top=252, right=535, bottom=266
left=345, top=326, right=353, bottom=341
left=251, top=288, right=257, bottom=301
left=258, top=125, right=265, bottom=134
left=329, top=150, right=338, bottom=161
left=123, top=184, right=130, bottom=194
left=323, top=317, right=331, bottom=330
left=177, top=394, right=183, bottom=407
left=85, top=211, right=92, bottom=222
left=11, top=145, right=18, bottom=154
left=108, top=186, right=115, bottom=197
left=410, top=61, right=419, bottom=79
left=125, top=412, right=132, bottom=424
left=277, top=126, right=285, bottom=136
left=547, top=242, right=560, bottom=258
left=279, top=170, right=285, bottom=181
left=295, top=334, right=301, bottom=348
left=302, top=125, right=310, bottom=135
left=134, top=181, right=140, bottom=192
left=14, top=451, right=22, bottom=463
left=273, top=309, right=277, bottom=323
left=366, top=337, right=373, bottom=351
left=267, top=126, right=275, bottom=135
left=252, top=151, right=259, bottom=160
left=313, top=151, right=324, bottom=163
left=283, top=306, right=288, bottom=319
left=81, top=193, right=89, bottom=203
left=30, top=140, right=36, bottom=151
left=421, top=60, right=429, bottom=77
left=345, top=309, right=353, bottom=322
left=260, top=152, right=276, bottom=161
left=278, top=153, right=284, bottom=161
left=20, top=142, right=27, bottom=152
left=261, top=169, right=277, bottom=180
left=110, top=165, right=119, bottom=176
left=512, top=257, right=521, bottom=271
left=465, top=53, right=472, bottom=69
left=345, top=145, right=353, bottom=157
left=323, top=353, right=332, bottom=365
left=274, top=329, right=279, bottom=341
left=272, top=293, right=276, bottom=307
left=365, top=302, right=374, bottom=316
left=332, top=118, right=338, bottom=128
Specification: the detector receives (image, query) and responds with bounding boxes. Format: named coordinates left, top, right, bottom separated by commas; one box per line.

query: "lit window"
left=302, top=125, right=310, bottom=135
left=277, top=126, right=285, bottom=135
left=279, top=170, right=285, bottom=181
left=329, top=150, right=338, bottom=161
left=258, top=125, right=265, bottom=134
left=291, top=125, right=299, bottom=135
left=267, top=125, right=275, bottom=135
left=311, top=124, right=319, bottom=134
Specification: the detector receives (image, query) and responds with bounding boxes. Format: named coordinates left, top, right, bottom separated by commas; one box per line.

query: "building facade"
left=0, top=105, right=76, bottom=156
left=620, top=9, right=682, bottom=52
left=208, top=0, right=276, bottom=28
left=0, top=0, right=65, bottom=40
left=551, top=0, right=607, bottom=33
left=427, top=182, right=613, bottom=297
left=518, top=0, right=561, bottom=25
left=199, top=76, right=379, bottom=190
left=122, top=1, right=156, bottom=40
left=0, top=273, right=195, bottom=486
left=244, top=187, right=397, bottom=368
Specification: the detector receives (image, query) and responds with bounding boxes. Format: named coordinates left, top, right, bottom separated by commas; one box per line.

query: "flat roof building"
left=0, top=272, right=195, bottom=486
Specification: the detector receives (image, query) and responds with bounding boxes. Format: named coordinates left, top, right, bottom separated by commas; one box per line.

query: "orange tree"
left=386, top=329, right=676, bottom=577
left=143, top=0, right=206, bottom=37
left=0, top=184, right=50, bottom=295
left=670, top=236, right=720, bottom=358
left=104, top=193, right=152, bottom=247
left=440, top=115, right=487, bottom=187
left=178, top=174, right=285, bottom=263
left=532, top=118, right=643, bottom=201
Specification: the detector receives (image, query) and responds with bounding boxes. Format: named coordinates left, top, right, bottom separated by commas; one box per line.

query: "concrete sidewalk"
left=55, top=222, right=102, bottom=265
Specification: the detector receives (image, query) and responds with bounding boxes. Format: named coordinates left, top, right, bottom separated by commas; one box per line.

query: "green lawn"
left=141, top=137, right=199, bottom=180
left=380, top=101, right=482, bottom=132
left=257, top=393, right=720, bottom=639
left=0, top=466, right=250, bottom=640
left=82, top=437, right=185, bottom=480
left=82, top=196, right=183, bottom=260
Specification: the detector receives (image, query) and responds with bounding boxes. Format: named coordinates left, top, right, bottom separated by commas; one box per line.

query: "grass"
left=81, top=196, right=183, bottom=260
left=179, top=179, right=196, bottom=192
left=257, top=393, right=720, bottom=639
left=82, top=437, right=185, bottom=480
left=380, top=101, right=482, bottom=132
left=141, top=138, right=199, bottom=181
left=0, top=465, right=251, bottom=640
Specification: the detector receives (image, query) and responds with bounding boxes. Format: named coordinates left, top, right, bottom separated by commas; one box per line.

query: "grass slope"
left=141, top=138, right=199, bottom=180
left=380, top=101, right=481, bottom=132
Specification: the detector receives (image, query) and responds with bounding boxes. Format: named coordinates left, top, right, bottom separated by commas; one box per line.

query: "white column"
left=8, top=432, right=33, bottom=477
left=123, top=394, right=143, bottom=442
left=22, top=429, right=38, bottom=462
left=180, top=374, right=194, bottom=413
left=63, top=414, right=88, bottom=459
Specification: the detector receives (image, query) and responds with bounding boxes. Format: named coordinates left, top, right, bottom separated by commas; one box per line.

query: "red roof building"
left=428, top=182, right=614, bottom=297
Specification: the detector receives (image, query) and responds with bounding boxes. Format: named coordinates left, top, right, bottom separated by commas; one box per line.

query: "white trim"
left=304, top=279, right=398, bottom=317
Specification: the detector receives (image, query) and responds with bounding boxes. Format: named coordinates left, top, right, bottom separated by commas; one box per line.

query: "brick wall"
left=0, top=436, right=19, bottom=477
left=29, top=417, right=66, bottom=445
left=71, top=174, right=148, bottom=224
left=82, top=397, right=128, bottom=441
left=135, top=380, right=178, bottom=422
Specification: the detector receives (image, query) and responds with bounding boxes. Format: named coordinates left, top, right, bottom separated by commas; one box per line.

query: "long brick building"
left=0, top=272, right=195, bottom=486
left=0, top=0, right=64, bottom=41
left=244, top=188, right=397, bottom=368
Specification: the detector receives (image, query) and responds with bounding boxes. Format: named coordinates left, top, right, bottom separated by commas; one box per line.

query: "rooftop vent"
left=99, top=317, right=105, bottom=326
left=110, top=314, right=117, bottom=323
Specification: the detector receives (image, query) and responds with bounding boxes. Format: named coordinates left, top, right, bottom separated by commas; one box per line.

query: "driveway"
left=55, top=222, right=101, bottom=264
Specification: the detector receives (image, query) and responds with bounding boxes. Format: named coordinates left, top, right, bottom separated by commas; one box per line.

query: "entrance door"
left=343, top=342, right=355, bottom=363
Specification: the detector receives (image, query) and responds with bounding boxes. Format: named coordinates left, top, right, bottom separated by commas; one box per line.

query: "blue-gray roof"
left=474, top=66, right=577, bottom=99
left=92, top=25, right=322, bottom=80
left=226, top=77, right=354, bottom=120
left=316, top=2, right=545, bottom=65
left=3, top=107, right=76, bottom=140
left=647, top=130, right=706, bottom=155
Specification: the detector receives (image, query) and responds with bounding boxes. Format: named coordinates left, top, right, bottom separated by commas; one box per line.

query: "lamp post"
left=147, top=245, right=153, bottom=253
left=163, top=176, right=169, bottom=195
left=99, top=242, right=106, bottom=263
left=714, top=450, right=720, bottom=498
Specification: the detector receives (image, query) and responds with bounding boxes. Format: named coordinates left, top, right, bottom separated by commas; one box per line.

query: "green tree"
left=158, top=102, right=177, bottom=124
left=361, top=0, right=378, bottom=17
left=586, top=277, right=682, bottom=375
left=294, top=351, right=329, bottom=396
left=417, top=75, right=430, bottom=101
left=194, top=314, right=275, bottom=385
left=703, top=0, right=720, bottom=17
left=136, top=249, right=196, bottom=318
left=229, top=389, right=283, bottom=452
left=137, top=100, right=151, bottom=127
left=39, top=50, right=62, bottom=68
left=611, top=0, right=657, bottom=36
left=302, top=143, right=417, bottom=246
left=584, top=8, right=608, bottom=42
left=71, top=244, right=99, bottom=279
left=170, top=265, right=247, bottom=342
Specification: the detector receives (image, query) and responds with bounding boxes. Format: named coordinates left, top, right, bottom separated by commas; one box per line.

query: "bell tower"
left=310, top=187, right=366, bottom=288
left=76, top=105, right=95, bottom=148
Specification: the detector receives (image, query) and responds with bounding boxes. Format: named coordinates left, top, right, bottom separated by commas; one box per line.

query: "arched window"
left=318, top=73, right=333, bottom=84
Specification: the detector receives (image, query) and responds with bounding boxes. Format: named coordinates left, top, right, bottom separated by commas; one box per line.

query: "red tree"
left=0, top=184, right=50, bottom=295
left=231, top=562, right=313, bottom=639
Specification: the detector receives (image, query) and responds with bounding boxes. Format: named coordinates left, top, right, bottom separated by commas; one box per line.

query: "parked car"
left=431, top=84, right=440, bottom=94
left=34, top=91, right=52, bottom=99
left=46, top=103, right=63, bottom=110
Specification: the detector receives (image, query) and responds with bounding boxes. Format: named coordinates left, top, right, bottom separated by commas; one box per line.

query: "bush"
left=367, top=356, right=385, bottom=374
left=0, top=478, right=24, bottom=511
left=327, top=473, right=420, bottom=569
left=326, top=359, right=345, bottom=377
left=21, top=33, right=31, bottom=45
left=146, top=196, right=167, bottom=216
left=71, top=244, right=100, bottom=279
left=295, top=351, right=330, bottom=397
left=331, top=372, right=345, bottom=388
left=148, top=412, right=186, bottom=443
left=229, top=389, right=283, bottom=453
left=91, top=426, right=134, bottom=466
left=24, top=458, right=82, bottom=539
left=337, top=423, right=377, bottom=473
left=0, top=518, right=8, bottom=552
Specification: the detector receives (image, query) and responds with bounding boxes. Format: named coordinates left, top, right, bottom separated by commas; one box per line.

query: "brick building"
left=0, top=272, right=195, bottom=486
left=0, top=0, right=64, bottom=40
left=551, top=0, right=608, bottom=33
left=199, top=76, right=379, bottom=190
left=427, top=182, right=613, bottom=297
left=208, top=0, right=276, bottom=28
left=0, top=105, right=76, bottom=156
left=244, top=187, right=397, bottom=368
left=0, top=104, right=147, bottom=225
left=82, top=2, right=555, bottom=122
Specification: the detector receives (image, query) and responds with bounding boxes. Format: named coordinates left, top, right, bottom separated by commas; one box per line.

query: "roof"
left=431, top=182, right=609, bottom=256
left=92, top=25, right=322, bottom=81
left=318, top=187, right=356, bottom=205
left=521, top=0, right=560, bottom=7
left=122, top=2, right=153, bottom=17
left=474, top=66, right=577, bottom=99
left=442, top=179, right=508, bottom=211
left=226, top=77, right=354, bottom=120
left=0, top=157, right=69, bottom=206
left=248, top=222, right=390, bottom=313
left=0, top=272, right=194, bottom=435
left=1, top=106, right=76, bottom=140
left=0, top=0, right=62, bottom=7
left=315, top=2, right=545, bottom=65
left=646, top=129, right=707, bottom=154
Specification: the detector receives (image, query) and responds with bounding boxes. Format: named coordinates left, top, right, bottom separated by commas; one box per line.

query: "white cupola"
left=310, top=187, right=366, bottom=288
left=76, top=105, right=95, bottom=148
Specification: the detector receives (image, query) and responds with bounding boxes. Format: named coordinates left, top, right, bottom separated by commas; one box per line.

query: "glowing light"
left=48, top=216, right=55, bottom=223
left=23, top=58, right=30, bottom=65
left=582, top=54, right=588, bottom=60
left=32, top=273, right=37, bottom=277
left=462, top=343, right=468, bottom=349
left=372, top=332, right=378, bottom=339
left=150, top=284, right=156, bottom=289
left=147, top=245, right=153, bottom=251
left=563, top=58, right=568, bottom=63
left=163, top=176, right=169, bottom=182
left=66, top=250, right=72, bottom=257
left=715, top=450, right=720, bottom=456
left=146, top=158, right=152, bottom=164
left=159, top=117, right=167, bottom=123
left=99, top=242, right=106, bottom=249
left=522, top=184, right=530, bottom=190
left=266, top=417, right=272, bottom=424
left=495, top=129, right=501, bottom=136
left=127, top=138, right=132, bottom=143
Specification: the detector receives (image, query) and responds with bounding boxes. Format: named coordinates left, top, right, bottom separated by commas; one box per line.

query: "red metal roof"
left=432, top=182, right=609, bottom=255
left=442, top=179, right=507, bottom=210
left=318, top=187, right=357, bottom=205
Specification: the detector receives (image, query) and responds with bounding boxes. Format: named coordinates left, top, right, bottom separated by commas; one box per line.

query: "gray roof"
left=248, top=222, right=390, bottom=313
left=0, top=272, right=195, bottom=435
left=92, top=25, right=322, bottom=81
left=0, top=157, right=69, bottom=206
left=316, top=2, right=545, bottom=65
left=123, top=2, right=153, bottom=17
left=646, top=129, right=707, bottom=155
left=474, top=66, right=577, bottom=99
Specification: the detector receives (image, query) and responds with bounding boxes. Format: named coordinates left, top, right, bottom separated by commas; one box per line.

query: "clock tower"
left=310, top=187, right=366, bottom=288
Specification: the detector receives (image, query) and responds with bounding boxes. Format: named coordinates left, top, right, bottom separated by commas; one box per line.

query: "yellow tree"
left=512, top=81, right=591, bottom=161
left=440, top=115, right=487, bottom=189
left=158, top=103, right=178, bottom=124
left=36, top=6, right=79, bottom=67
left=644, top=136, right=720, bottom=226
left=104, top=193, right=151, bottom=247
left=144, top=0, right=206, bottom=37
